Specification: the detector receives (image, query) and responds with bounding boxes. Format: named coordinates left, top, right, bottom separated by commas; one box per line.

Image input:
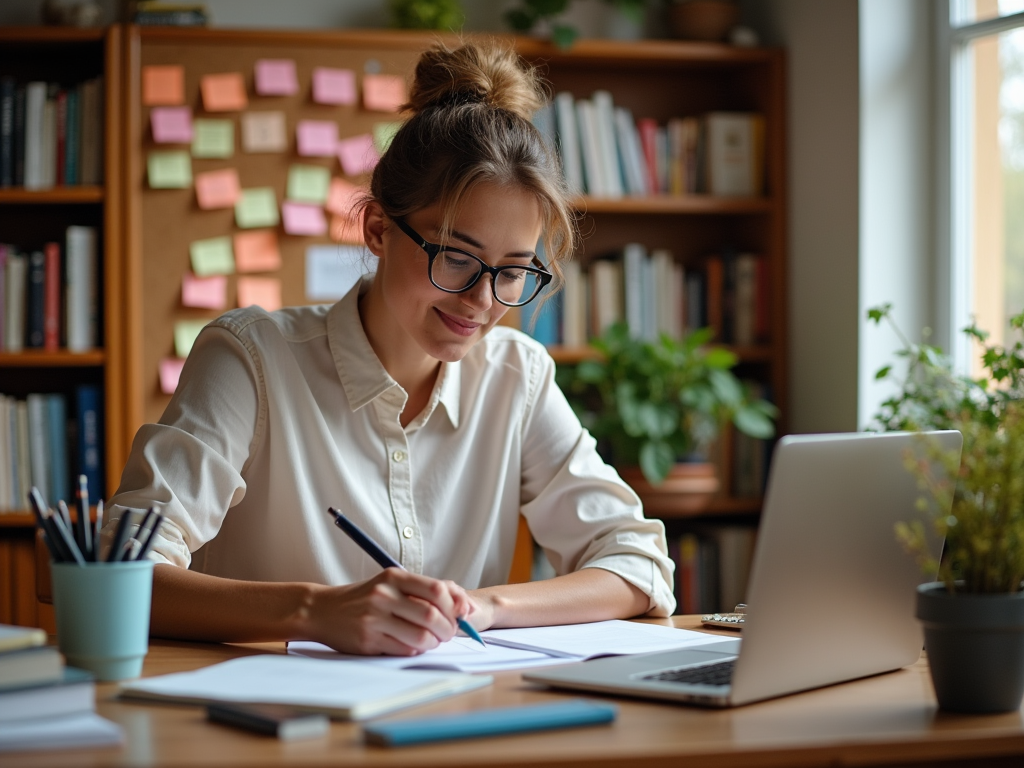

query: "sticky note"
left=330, top=214, right=363, bottom=244
left=373, top=121, right=401, bottom=153
left=241, top=111, right=287, bottom=153
left=174, top=319, right=210, bottom=359
left=312, top=67, right=357, bottom=105
left=151, top=107, right=193, bottom=144
left=189, top=236, right=235, bottom=277
left=337, top=134, right=379, bottom=176
left=194, top=168, right=241, bottom=210
left=306, top=245, right=371, bottom=300
left=254, top=59, right=298, bottom=96
left=287, top=164, right=331, bottom=204
left=159, top=357, right=186, bottom=395
left=326, top=178, right=363, bottom=216
left=363, top=74, right=406, bottom=113
left=147, top=151, right=192, bottom=188
left=237, top=276, right=283, bottom=312
left=282, top=201, right=327, bottom=236
left=200, top=72, right=248, bottom=112
left=192, top=119, right=234, bottom=158
left=296, top=120, right=338, bottom=157
left=235, top=187, right=280, bottom=229
left=182, top=272, right=228, bottom=309
left=234, top=230, right=282, bottom=273
left=142, top=65, right=184, bottom=106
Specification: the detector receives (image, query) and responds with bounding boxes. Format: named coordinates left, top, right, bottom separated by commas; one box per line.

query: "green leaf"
left=708, top=368, right=743, bottom=408
left=639, top=440, right=675, bottom=486
left=867, top=303, right=892, bottom=324
left=734, top=406, right=775, bottom=439
left=575, top=359, right=606, bottom=384
left=875, top=365, right=891, bottom=380
left=551, top=23, right=578, bottom=49
left=704, top=347, right=738, bottom=369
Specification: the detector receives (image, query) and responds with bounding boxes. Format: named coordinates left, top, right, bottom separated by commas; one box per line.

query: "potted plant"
left=504, top=0, right=652, bottom=49
left=868, top=304, right=1024, bottom=712
left=389, top=0, right=464, bottom=31
left=557, top=322, right=777, bottom=513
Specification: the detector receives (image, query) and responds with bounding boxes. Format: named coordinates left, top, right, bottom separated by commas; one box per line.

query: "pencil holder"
left=51, top=560, right=155, bottom=681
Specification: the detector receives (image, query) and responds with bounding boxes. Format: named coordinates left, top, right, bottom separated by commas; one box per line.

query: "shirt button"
left=402, top=526, right=414, bottom=539
left=392, top=450, right=406, bottom=462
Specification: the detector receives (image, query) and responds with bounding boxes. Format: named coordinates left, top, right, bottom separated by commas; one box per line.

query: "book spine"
left=80, top=79, right=98, bottom=186
left=46, top=393, right=68, bottom=507
left=0, top=243, right=6, bottom=351
left=26, top=394, right=49, bottom=507
left=591, top=91, right=623, bottom=199
left=4, top=253, right=27, bottom=352
left=43, top=242, right=61, bottom=351
left=23, top=82, right=46, bottom=190
left=623, top=244, right=645, bottom=339
left=575, top=100, right=605, bottom=197
left=26, top=250, right=45, bottom=349
left=636, top=118, right=659, bottom=195
left=0, top=396, right=9, bottom=510
left=0, top=77, right=14, bottom=188
left=55, top=89, right=67, bottom=187
left=733, top=254, right=758, bottom=347
left=613, top=107, right=645, bottom=197
left=42, top=85, right=58, bottom=188
left=66, top=226, right=98, bottom=352
left=667, top=118, right=685, bottom=196
left=704, top=256, right=723, bottom=340
left=13, top=86, right=25, bottom=187
left=755, top=256, right=770, bottom=342
left=75, top=384, right=103, bottom=498
left=65, top=87, right=80, bottom=186
left=561, top=259, right=585, bottom=348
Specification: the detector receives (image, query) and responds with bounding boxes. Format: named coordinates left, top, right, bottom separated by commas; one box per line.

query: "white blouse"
left=107, top=279, right=676, bottom=616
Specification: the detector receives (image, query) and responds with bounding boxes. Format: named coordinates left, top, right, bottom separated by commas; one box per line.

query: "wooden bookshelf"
left=0, top=350, right=106, bottom=367
left=0, top=186, right=104, bottom=204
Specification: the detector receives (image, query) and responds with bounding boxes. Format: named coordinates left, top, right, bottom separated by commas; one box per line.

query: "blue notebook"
left=362, top=699, right=617, bottom=747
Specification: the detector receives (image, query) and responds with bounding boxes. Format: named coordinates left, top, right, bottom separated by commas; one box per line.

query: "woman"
left=107, top=40, right=675, bottom=656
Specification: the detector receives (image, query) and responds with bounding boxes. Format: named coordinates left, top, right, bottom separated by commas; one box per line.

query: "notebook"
left=119, top=655, right=492, bottom=720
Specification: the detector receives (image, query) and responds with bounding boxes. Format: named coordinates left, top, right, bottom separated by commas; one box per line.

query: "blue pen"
left=326, top=507, right=487, bottom=647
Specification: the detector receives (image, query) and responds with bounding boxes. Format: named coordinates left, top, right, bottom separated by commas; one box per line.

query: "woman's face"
left=375, top=183, right=544, bottom=363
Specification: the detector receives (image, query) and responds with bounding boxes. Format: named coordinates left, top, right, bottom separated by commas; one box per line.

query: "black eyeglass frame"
left=392, top=217, right=553, bottom=307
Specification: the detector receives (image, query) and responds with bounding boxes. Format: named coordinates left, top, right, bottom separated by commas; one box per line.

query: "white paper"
left=0, top=712, right=123, bottom=753
left=305, top=245, right=373, bottom=301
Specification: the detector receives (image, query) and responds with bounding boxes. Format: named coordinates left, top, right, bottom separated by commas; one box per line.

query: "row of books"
left=1, top=226, right=100, bottom=353
left=0, top=77, right=105, bottom=190
left=0, top=625, right=122, bottom=753
left=0, top=385, right=103, bottom=513
left=521, top=246, right=769, bottom=347
left=534, top=91, right=765, bottom=198
left=670, top=526, right=758, bottom=615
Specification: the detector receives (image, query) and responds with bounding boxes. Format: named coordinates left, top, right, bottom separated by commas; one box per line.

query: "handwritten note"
left=286, top=164, right=330, bottom=204
left=306, top=245, right=370, bottom=300
left=189, top=237, right=235, bottom=277
left=281, top=201, right=327, bottom=236
left=373, top=121, right=401, bottom=153
left=235, top=187, right=280, bottom=229
left=147, top=151, right=192, bottom=189
left=151, top=107, right=193, bottom=144
left=326, top=177, right=363, bottom=216
left=330, top=214, right=363, bottom=244
left=234, top=230, right=282, bottom=273
left=254, top=59, right=298, bottom=96
left=200, top=72, right=248, bottom=112
left=174, top=319, right=210, bottom=359
left=336, top=134, right=379, bottom=176
left=363, top=74, right=406, bottom=113
left=194, top=168, right=241, bottom=210
left=296, top=120, right=338, bottom=157
left=192, top=119, right=234, bottom=159
left=237, top=276, right=283, bottom=312
left=182, top=272, right=228, bottom=309
left=159, top=357, right=187, bottom=395
left=312, top=67, right=356, bottom=105
left=142, top=65, right=184, bottom=106
left=241, top=111, right=287, bottom=153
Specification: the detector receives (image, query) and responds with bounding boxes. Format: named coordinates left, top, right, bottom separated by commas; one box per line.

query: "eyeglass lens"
left=431, top=250, right=542, bottom=306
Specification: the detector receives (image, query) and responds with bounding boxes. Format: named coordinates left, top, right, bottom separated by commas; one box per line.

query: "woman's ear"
left=363, top=201, right=387, bottom=259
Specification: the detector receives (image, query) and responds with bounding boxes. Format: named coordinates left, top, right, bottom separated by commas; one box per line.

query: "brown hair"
left=367, top=39, right=577, bottom=289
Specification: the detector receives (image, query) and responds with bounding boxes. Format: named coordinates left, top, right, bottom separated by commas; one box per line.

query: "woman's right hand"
left=305, top=568, right=472, bottom=656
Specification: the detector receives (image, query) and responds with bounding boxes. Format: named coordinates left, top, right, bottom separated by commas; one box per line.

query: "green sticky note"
left=189, top=236, right=235, bottom=277
left=192, top=119, right=235, bottom=158
left=174, top=319, right=211, bottom=358
left=286, top=164, right=331, bottom=204
left=373, top=121, right=401, bottom=153
left=235, top=187, right=280, bottom=229
left=147, top=151, right=192, bottom=188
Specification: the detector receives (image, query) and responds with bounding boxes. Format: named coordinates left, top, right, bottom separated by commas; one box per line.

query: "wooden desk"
left=8, top=617, right=1024, bottom=768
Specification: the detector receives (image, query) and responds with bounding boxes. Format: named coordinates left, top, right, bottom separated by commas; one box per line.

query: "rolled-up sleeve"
left=519, top=353, right=676, bottom=617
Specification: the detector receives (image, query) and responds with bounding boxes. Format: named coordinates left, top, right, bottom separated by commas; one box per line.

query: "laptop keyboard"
left=642, top=659, right=736, bottom=687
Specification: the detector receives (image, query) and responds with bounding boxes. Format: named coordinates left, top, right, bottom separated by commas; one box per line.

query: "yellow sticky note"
left=286, top=164, right=331, bottom=205
left=373, top=122, right=401, bottom=153
left=174, top=319, right=211, bottom=358
left=143, top=65, right=185, bottom=106
left=200, top=72, right=248, bottom=112
left=237, top=276, right=283, bottom=312
left=235, top=187, right=280, bottom=229
left=147, top=150, right=192, bottom=189
left=189, top=236, right=235, bottom=277
left=192, top=119, right=235, bottom=159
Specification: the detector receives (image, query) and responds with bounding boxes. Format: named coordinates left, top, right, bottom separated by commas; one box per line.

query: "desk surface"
left=8, top=617, right=1024, bottom=768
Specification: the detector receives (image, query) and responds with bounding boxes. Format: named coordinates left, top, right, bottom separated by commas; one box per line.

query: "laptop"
left=524, top=430, right=962, bottom=707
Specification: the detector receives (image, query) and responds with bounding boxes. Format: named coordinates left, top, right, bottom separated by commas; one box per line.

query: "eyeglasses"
left=392, top=218, right=553, bottom=307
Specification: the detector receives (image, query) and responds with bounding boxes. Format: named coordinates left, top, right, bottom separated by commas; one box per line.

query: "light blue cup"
left=51, top=560, right=154, bottom=681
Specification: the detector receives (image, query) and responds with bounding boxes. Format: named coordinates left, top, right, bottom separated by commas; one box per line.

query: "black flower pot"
left=916, top=582, right=1024, bottom=713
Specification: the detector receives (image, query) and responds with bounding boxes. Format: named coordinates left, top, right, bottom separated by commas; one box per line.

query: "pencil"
left=134, top=513, right=164, bottom=561
left=92, top=499, right=104, bottom=563
left=76, top=475, right=93, bottom=561
left=107, top=509, right=135, bottom=563
left=27, top=488, right=64, bottom=562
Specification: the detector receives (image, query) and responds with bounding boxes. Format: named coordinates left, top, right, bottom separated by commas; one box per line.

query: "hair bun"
left=406, top=40, right=545, bottom=121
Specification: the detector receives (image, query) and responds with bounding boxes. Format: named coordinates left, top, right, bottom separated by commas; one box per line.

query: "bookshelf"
left=0, top=26, right=124, bottom=630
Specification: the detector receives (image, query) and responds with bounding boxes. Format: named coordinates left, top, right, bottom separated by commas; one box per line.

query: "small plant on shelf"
left=556, top=321, right=776, bottom=486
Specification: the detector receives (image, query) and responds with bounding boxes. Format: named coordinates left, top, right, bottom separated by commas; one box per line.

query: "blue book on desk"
left=363, top=699, right=617, bottom=747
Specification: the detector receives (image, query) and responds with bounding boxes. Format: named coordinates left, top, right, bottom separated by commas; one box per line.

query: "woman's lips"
left=435, top=308, right=481, bottom=337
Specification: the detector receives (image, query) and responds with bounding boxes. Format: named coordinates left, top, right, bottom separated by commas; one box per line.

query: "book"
left=119, top=655, right=493, bottom=721
left=0, top=244, right=6, bottom=349
left=0, top=397, right=9, bottom=509
left=12, top=86, right=24, bottom=187
left=41, top=85, right=58, bottom=189
left=43, top=242, right=61, bottom=350
left=26, top=394, right=49, bottom=507
left=25, top=250, right=45, bottom=348
left=206, top=703, right=329, bottom=741
left=561, top=259, right=587, bottom=348
left=733, top=254, right=758, bottom=346
left=23, top=82, right=46, bottom=190
left=591, top=90, right=623, bottom=198
left=704, top=255, right=723, bottom=340
left=614, top=107, right=648, bottom=197
left=15, top=401, right=30, bottom=511
left=0, top=667, right=93, bottom=724
left=75, top=384, right=102, bottom=498
left=0, top=712, right=123, bottom=753
left=0, top=78, right=13, bottom=188
left=589, top=259, right=623, bottom=335
left=574, top=99, right=605, bottom=197
left=3, top=252, right=26, bottom=352
left=0, top=624, right=44, bottom=654
left=80, top=78, right=102, bottom=186
left=622, top=243, right=646, bottom=339
left=553, top=92, right=584, bottom=195
left=0, top=646, right=63, bottom=691
left=55, top=89, right=67, bottom=186
left=46, top=393, right=68, bottom=507
left=66, top=225, right=98, bottom=352
left=64, top=86, right=80, bottom=186
left=705, top=112, right=764, bottom=197
left=636, top=117, right=659, bottom=195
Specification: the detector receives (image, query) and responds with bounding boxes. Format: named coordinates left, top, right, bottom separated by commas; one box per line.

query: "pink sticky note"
left=296, top=120, right=338, bottom=157
left=330, top=214, right=364, bottom=244
left=200, top=73, right=248, bottom=112
left=282, top=201, right=327, bottom=236
left=237, top=276, right=283, bottom=312
left=362, top=74, right=407, bottom=113
left=254, top=59, right=298, bottom=96
left=194, top=168, right=241, bottom=210
left=326, top=178, right=364, bottom=216
left=182, top=272, right=228, bottom=309
left=151, top=107, right=193, bottom=143
left=312, top=67, right=356, bottom=105
left=233, top=230, right=282, bottom=273
left=336, top=134, right=379, bottom=176
left=159, top=357, right=187, bottom=395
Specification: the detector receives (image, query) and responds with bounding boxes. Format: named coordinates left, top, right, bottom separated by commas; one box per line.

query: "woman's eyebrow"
left=450, top=228, right=536, bottom=259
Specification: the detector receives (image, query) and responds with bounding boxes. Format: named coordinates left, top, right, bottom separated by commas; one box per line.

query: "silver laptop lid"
left=729, top=430, right=961, bottom=705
